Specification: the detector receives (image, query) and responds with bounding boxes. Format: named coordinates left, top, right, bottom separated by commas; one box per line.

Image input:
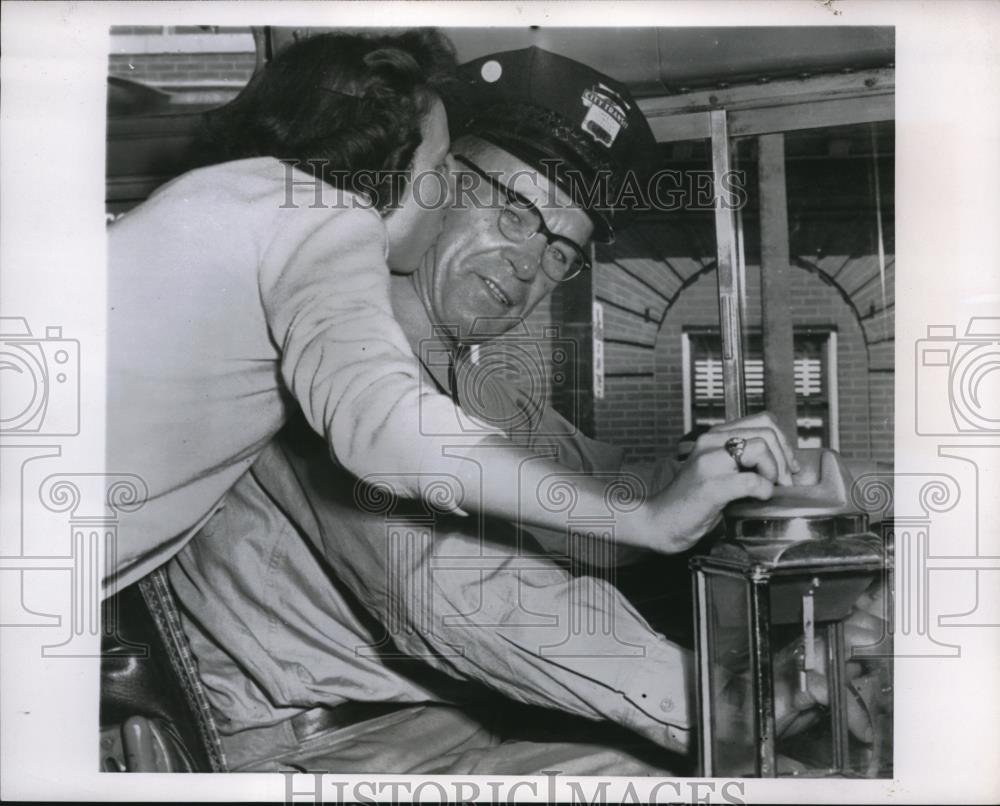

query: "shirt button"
left=660, top=698, right=675, bottom=713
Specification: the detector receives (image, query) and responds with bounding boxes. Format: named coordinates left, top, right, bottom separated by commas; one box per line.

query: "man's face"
left=413, top=138, right=594, bottom=343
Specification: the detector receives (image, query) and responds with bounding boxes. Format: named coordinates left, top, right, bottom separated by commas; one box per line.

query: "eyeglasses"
left=453, top=154, right=590, bottom=283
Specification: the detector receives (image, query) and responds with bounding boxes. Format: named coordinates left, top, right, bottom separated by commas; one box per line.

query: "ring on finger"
left=724, top=436, right=748, bottom=471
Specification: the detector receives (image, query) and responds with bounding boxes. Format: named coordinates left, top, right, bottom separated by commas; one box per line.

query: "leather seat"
left=100, top=568, right=227, bottom=772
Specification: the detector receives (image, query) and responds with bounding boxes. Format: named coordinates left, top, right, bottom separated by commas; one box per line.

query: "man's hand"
left=704, top=412, right=800, bottom=486
left=636, top=412, right=799, bottom=553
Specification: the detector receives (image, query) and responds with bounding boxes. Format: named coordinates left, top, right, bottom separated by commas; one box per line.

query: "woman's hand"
left=631, top=412, right=799, bottom=553
left=772, top=618, right=887, bottom=744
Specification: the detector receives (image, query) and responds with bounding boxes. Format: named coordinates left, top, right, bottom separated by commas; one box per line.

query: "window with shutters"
left=682, top=327, right=838, bottom=449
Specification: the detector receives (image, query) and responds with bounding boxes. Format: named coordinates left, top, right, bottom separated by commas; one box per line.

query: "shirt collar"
left=389, top=274, right=455, bottom=395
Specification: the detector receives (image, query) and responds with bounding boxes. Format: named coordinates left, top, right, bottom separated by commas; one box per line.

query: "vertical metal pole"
left=710, top=110, right=746, bottom=420
left=748, top=573, right=777, bottom=777
left=827, top=331, right=840, bottom=450
left=869, top=125, right=890, bottom=343
left=693, top=568, right=713, bottom=776
left=556, top=244, right=596, bottom=434
left=829, top=620, right=851, bottom=772
left=758, top=132, right=798, bottom=445
left=733, top=142, right=750, bottom=355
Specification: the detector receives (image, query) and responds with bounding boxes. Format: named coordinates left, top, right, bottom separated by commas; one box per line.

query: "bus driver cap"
left=443, top=46, right=659, bottom=244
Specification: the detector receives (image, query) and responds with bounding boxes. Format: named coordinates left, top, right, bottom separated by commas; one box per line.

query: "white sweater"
left=107, top=157, right=489, bottom=594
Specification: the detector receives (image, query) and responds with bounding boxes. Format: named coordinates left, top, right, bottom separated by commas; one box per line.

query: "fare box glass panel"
left=691, top=532, right=892, bottom=778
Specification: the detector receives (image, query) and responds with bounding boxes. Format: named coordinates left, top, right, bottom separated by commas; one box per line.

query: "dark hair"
left=201, top=29, right=456, bottom=211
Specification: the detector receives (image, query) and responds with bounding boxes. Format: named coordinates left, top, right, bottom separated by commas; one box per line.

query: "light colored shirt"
left=107, top=158, right=492, bottom=594
left=169, top=276, right=693, bottom=754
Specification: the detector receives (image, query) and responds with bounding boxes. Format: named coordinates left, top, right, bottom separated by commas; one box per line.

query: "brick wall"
left=108, top=52, right=257, bottom=87
left=593, top=261, right=893, bottom=465
left=487, top=242, right=894, bottom=469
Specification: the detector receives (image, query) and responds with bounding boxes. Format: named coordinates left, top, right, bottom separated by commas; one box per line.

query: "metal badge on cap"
left=580, top=83, right=630, bottom=148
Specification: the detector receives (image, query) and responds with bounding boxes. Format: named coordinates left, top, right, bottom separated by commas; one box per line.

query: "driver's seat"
left=100, top=567, right=227, bottom=772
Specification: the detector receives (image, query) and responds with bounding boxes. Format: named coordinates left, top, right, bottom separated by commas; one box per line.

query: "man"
left=167, top=47, right=827, bottom=775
